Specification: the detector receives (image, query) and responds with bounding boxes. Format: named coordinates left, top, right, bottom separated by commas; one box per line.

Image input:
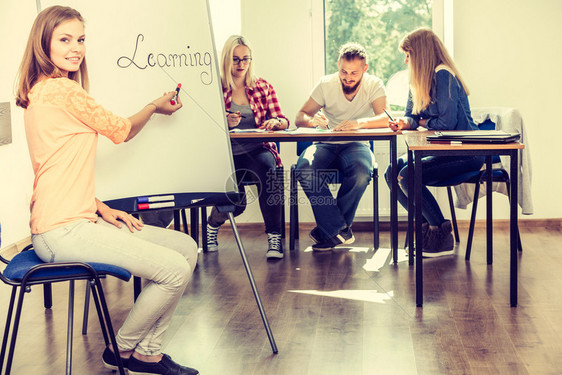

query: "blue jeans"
left=295, top=142, right=374, bottom=239
left=384, top=154, right=485, bottom=226
left=208, top=147, right=283, bottom=234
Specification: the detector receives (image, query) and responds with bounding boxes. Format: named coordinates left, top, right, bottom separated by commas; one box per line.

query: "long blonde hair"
left=16, top=6, right=89, bottom=109
left=220, top=35, right=256, bottom=91
left=400, top=28, right=469, bottom=114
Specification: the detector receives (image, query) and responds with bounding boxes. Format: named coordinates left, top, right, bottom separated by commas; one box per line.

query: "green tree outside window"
left=324, top=0, right=432, bottom=109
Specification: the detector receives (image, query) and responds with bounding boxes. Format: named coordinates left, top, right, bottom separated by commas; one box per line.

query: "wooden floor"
left=1, top=224, right=562, bottom=375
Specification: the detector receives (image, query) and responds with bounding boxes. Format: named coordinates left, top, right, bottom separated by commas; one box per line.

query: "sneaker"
left=206, top=224, right=220, bottom=252
left=422, top=220, right=454, bottom=258
left=340, top=227, right=355, bottom=245
left=266, top=233, right=283, bottom=259
left=101, top=347, right=128, bottom=371
left=128, top=354, right=199, bottom=375
left=309, top=227, right=322, bottom=243
left=312, top=227, right=355, bottom=251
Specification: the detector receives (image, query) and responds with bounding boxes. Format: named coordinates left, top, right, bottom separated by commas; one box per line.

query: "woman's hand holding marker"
left=150, top=87, right=183, bottom=116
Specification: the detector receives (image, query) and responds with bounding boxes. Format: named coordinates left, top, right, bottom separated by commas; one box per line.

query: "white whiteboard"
left=40, top=0, right=237, bottom=209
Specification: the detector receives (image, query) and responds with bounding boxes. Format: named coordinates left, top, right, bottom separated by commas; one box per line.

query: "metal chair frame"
left=0, top=245, right=128, bottom=375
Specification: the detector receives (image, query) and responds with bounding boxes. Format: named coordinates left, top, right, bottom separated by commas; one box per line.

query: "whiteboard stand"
left=221, top=207, right=278, bottom=354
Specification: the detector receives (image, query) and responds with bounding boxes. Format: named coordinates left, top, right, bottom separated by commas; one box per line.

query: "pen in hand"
left=384, top=109, right=394, bottom=122
left=226, top=110, right=246, bottom=118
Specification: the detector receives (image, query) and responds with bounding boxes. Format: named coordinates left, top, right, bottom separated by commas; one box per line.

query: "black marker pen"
left=170, top=83, right=181, bottom=105
left=384, top=109, right=394, bottom=122
left=226, top=110, right=247, bottom=118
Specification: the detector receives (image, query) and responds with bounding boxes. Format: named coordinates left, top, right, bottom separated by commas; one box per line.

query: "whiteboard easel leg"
left=227, top=212, right=278, bottom=354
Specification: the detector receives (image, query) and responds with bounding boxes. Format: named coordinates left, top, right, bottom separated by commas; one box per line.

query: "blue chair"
left=289, top=141, right=379, bottom=250
left=0, top=244, right=130, bottom=375
left=427, top=119, right=523, bottom=260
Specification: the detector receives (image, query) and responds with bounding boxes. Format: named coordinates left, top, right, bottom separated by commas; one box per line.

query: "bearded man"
left=294, top=42, right=390, bottom=251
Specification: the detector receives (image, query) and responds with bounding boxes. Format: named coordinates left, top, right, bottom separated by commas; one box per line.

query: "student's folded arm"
left=358, top=96, right=390, bottom=128
left=295, top=97, right=323, bottom=128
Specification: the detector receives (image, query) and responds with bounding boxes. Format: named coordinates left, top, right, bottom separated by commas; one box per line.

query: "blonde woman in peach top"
left=16, top=6, right=199, bottom=375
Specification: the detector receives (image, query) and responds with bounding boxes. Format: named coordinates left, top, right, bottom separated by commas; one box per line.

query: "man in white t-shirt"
left=295, top=42, right=389, bottom=251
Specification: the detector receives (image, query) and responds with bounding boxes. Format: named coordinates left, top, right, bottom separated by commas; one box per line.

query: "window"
left=324, top=0, right=433, bottom=109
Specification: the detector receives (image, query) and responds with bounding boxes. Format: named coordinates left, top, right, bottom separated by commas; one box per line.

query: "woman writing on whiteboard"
left=205, top=35, right=289, bottom=259
left=384, top=28, right=484, bottom=258
left=16, top=6, right=199, bottom=375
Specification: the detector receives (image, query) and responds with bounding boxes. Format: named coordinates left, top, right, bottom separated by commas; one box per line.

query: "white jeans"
left=32, top=218, right=198, bottom=356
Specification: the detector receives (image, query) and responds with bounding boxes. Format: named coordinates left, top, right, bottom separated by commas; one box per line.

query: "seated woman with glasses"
left=205, top=35, right=289, bottom=259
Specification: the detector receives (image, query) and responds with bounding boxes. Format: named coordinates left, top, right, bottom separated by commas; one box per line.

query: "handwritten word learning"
left=117, top=34, right=213, bottom=85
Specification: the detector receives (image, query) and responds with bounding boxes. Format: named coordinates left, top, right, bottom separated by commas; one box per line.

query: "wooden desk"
left=404, top=131, right=525, bottom=307
left=231, top=128, right=401, bottom=261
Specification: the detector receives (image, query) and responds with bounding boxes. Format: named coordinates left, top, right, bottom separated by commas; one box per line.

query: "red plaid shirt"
left=224, top=78, right=288, bottom=166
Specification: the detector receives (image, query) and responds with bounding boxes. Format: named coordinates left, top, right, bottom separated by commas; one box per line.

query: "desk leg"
left=227, top=212, right=278, bottom=353
left=407, top=149, right=414, bottom=265
left=486, top=156, right=493, bottom=264
left=510, top=151, right=519, bottom=307
left=414, top=152, right=423, bottom=307
left=390, top=136, right=398, bottom=263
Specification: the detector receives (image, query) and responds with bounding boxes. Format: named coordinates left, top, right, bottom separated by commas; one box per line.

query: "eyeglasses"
left=233, top=57, right=252, bottom=65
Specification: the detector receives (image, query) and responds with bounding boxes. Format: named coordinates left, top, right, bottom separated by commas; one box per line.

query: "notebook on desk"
left=426, top=130, right=520, bottom=144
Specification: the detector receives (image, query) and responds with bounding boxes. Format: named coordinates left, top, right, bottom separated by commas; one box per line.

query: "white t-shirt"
left=310, top=72, right=386, bottom=128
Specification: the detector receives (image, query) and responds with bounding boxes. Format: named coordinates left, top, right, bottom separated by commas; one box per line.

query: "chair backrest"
left=296, top=141, right=313, bottom=156
left=477, top=119, right=501, bottom=163
left=478, top=119, right=495, bottom=130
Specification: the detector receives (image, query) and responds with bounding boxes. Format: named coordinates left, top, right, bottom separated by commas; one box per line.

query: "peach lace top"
left=24, top=77, right=131, bottom=234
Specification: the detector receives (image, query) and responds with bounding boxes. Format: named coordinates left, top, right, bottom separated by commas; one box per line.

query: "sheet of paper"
left=229, top=128, right=267, bottom=133
left=285, top=127, right=395, bottom=135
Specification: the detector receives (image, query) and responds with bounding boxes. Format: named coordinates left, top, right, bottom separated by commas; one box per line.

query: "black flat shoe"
left=128, top=354, right=199, bottom=375
left=101, top=347, right=128, bottom=371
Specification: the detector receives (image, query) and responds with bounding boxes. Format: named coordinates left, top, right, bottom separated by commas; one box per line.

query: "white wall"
left=209, top=0, right=241, bottom=56
left=453, top=0, right=562, bottom=218
left=0, top=1, right=36, bottom=247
